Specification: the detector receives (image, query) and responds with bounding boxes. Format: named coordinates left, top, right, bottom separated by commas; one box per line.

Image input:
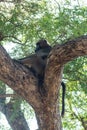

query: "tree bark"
left=0, top=35, right=87, bottom=130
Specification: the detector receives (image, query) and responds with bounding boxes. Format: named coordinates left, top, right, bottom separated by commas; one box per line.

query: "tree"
left=0, top=35, right=87, bottom=130
left=0, top=0, right=87, bottom=129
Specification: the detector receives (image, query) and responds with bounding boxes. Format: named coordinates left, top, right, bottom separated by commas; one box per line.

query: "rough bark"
left=0, top=35, right=87, bottom=130
left=0, top=45, right=43, bottom=109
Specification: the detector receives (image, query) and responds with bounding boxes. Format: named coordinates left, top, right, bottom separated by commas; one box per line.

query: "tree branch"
left=0, top=45, right=42, bottom=110
left=0, top=94, right=17, bottom=98
left=45, top=35, right=87, bottom=99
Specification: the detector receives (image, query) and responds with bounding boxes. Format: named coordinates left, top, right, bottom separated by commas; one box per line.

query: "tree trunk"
left=35, top=98, right=62, bottom=130
left=0, top=83, right=30, bottom=130
left=5, top=101, right=30, bottom=130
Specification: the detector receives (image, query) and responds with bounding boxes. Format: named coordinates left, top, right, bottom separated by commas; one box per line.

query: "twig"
left=0, top=94, right=18, bottom=98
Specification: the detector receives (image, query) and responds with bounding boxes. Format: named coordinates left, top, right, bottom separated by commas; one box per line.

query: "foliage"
left=63, top=57, right=87, bottom=130
left=0, top=0, right=87, bottom=130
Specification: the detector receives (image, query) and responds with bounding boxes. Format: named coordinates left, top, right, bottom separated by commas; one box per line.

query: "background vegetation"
left=0, top=0, right=87, bottom=129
